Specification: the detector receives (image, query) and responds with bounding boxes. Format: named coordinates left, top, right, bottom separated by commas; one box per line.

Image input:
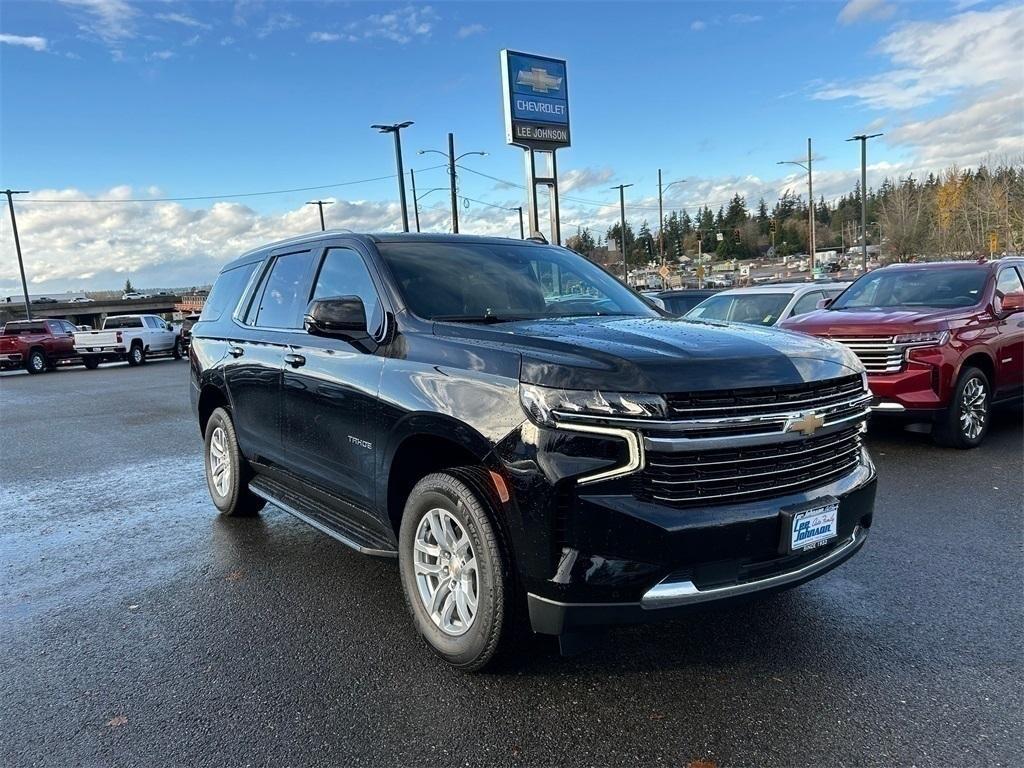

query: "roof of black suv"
left=226, top=230, right=547, bottom=271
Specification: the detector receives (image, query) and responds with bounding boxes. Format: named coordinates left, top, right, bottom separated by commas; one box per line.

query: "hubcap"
left=413, top=508, right=479, bottom=636
left=960, top=377, right=987, bottom=440
left=32, top=355, right=43, bottom=371
left=208, top=426, right=231, bottom=497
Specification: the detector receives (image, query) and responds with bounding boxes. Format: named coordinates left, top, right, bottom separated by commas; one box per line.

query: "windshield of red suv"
left=377, top=241, right=656, bottom=322
left=831, top=267, right=987, bottom=310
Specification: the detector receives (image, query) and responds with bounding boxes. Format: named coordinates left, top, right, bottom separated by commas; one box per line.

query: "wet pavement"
left=1, top=361, right=1022, bottom=767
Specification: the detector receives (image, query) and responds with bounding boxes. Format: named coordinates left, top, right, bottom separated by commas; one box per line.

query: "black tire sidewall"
left=173, top=339, right=184, bottom=359
left=398, top=473, right=507, bottom=670
left=204, top=408, right=243, bottom=514
left=128, top=345, right=144, bottom=366
left=27, top=351, right=46, bottom=374
left=942, top=367, right=990, bottom=448
left=83, top=358, right=99, bottom=369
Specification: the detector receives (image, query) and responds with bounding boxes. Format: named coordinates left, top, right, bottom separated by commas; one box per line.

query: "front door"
left=282, top=243, right=388, bottom=512
left=993, top=266, right=1024, bottom=398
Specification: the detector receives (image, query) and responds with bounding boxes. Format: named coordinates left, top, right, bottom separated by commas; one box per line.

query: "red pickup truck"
left=781, top=259, right=1024, bottom=448
left=0, top=319, right=80, bottom=374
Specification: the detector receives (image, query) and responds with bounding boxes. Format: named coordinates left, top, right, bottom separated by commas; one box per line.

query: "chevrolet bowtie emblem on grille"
left=516, top=67, right=562, bottom=93
left=785, top=411, right=826, bottom=436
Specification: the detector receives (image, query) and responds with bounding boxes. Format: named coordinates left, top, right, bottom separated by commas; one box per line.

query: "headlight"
left=893, top=331, right=949, bottom=346
left=520, top=383, right=667, bottom=427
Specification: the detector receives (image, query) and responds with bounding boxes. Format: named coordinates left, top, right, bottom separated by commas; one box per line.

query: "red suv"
left=0, top=319, right=79, bottom=374
left=781, top=259, right=1024, bottom=448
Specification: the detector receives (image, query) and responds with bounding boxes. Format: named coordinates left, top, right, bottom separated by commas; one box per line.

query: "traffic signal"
left=769, top=219, right=777, bottom=234
left=733, top=228, right=741, bottom=241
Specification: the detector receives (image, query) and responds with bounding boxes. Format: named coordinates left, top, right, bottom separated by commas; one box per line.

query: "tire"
left=26, top=349, right=46, bottom=375
left=127, top=344, right=145, bottom=367
left=83, top=358, right=100, bottom=370
left=398, top=468, right=512, bottom=671
left=203, top=407, right=265, bottom=517
left=172, top=338, right=184, bottom=360
left=933, top=366, right=991, bottom=449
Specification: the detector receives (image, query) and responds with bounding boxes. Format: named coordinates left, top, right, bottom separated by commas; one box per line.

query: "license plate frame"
left=779, top=497, right=839, bottom=554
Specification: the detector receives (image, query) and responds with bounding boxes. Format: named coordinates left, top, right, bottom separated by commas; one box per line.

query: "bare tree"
left=878, top=177, right=929, bottom=262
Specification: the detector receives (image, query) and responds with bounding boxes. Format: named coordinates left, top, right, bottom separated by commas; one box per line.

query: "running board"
left=248, top=476, right=398, bottom=558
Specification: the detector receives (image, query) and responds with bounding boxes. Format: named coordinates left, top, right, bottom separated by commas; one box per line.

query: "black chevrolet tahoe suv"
left=190, top=232, right=877, bottom=670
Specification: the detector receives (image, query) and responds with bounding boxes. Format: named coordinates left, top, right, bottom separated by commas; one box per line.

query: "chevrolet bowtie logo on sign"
left=501, top=49, right=571, bottom=148
left=785, top=412, right=826, bottom=436
left=516, top=67, right=563, bottom=94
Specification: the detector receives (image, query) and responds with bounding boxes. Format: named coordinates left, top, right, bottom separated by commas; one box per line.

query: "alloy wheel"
left=413, top=508, right=479, bottom=636
left=959, top=377, right=987, bottom=440
left=208, top=426, right=232, bottom=497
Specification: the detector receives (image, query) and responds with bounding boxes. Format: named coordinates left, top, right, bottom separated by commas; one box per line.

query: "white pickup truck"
left=73, top=314, right=184, bottom=369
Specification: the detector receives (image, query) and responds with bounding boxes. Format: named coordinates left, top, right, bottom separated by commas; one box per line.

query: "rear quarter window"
left=201, top=262, right=259, bottom=322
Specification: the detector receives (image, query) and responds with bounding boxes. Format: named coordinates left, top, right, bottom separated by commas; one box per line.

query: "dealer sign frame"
left=501, top=50, right=570, bottom=149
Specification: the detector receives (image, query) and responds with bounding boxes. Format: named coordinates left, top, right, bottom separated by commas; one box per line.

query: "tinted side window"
left=312, top=247, right=385, bottom=336
left=201, top=262, right=258, bottom=322
left=253, top=251, right=315, bottom=328
left=791, top=291, right=823, bottom=317
left=996, top=267, right=1023, bottom=299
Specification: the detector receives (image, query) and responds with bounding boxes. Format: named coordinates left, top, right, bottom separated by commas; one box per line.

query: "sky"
left=1, top=0, right=1022, bottom=294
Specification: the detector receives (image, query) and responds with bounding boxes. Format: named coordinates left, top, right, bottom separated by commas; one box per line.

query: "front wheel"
left=26, top=350, right=46, bottom=374
left=398, top=469, right=512, bottom=671
left=127, top=344, right=145, bottom=367
left=204, top=407, right=265, bottom=517
left=82, top=357, right=100, bottom=370
left=172, top=338, right=184, bottom=360
left=933, top=366, right=991, bottom=449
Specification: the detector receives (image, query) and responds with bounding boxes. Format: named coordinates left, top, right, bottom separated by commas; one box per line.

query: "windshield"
left=104, top=316, right=144, bottom=329
left=376, top=241, right=656, bottom=322
left=832, top=267, right=988, bottom=310
left=2, top=321, right=47, bottom=335
left=685, top=293, right=791, bottom=326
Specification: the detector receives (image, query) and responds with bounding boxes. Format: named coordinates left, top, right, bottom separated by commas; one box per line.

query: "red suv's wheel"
left=933, top=366, right=990, bottom=449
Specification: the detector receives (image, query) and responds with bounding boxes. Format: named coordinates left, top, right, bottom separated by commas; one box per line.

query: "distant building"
left=175, top=290, right=208, bottom=314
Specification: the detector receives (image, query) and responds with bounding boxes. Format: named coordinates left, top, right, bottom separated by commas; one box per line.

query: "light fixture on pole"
left=610, top=183, right=634, bottom=281
left=777, top=138, right=816, bottom=272
left=419, top=134, right=486, bottom=234
left=305, top=200, right=333, bottom=232
left=846, top=132, right=883, bottom=272
left=372, top=121, right=414, bottom=232
left=413, top=185, right=449, bottom=233
left=657, top=171, right=686, bottom=265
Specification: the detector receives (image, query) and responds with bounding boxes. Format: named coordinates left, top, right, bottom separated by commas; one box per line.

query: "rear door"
left=223, top=248, right=317, bottom=466
left=281, top=241, right=388, bottom=511
left=993, top=266, right=1024, bottom=398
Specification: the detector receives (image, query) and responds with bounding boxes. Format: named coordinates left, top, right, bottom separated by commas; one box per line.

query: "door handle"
left=284, top=353, right=306, bottom=368
left=228, top=345, right=244, bottom=358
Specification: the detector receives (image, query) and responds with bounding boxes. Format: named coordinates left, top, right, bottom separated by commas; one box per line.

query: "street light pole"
left=847, top=132, right=883, bottom=272
left=515, top=206, right=524, bottom=239
left=372, top=121, right=414, bottom=232
left=419, top=138, right=486, bottom=235
left=3, top=189, right=31, bottom=319
left=305, top=200, right=333, bottom=232
left=777, top=138, right=816, bottom=273
left=611, top=183, right=633, bottom=281
left=409, top=168, right=420, bottom=232
left=657, top=172, right=686, bottom=266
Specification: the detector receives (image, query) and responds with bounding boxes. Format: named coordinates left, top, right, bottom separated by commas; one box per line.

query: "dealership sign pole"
left=500, top=50, right=569, bottom=245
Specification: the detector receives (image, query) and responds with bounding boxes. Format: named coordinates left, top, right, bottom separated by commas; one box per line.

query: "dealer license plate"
left=790, top=502, right=838, bottom=552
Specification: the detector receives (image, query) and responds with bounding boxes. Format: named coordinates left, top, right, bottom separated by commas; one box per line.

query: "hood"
left=433, top=316, right=862, bottom=392
left=781, top=306, right=975, bottom=336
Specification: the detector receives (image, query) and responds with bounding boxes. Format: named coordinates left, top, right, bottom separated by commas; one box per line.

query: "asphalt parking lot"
left=1, top=360, right=1022, bottom=767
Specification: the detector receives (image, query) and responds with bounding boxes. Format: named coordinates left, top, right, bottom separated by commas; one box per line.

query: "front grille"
left=638, top=425, right=863, bottom=507
left=827, top=336, right=903, bottom=374
left=666, top=374, right=864, bottom=419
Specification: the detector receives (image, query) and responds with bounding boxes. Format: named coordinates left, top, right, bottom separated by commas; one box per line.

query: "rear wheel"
left=204, top=407, right=265, bottom=517
left=933, top=366, right=990, bottom=449
left=82, top=358, right=100, bottom=370
left=398, top=469, right=512, bottom=671
left=172, top=337, right=184, bottom=360
left=26, top=350, right=46, bottom=374
left=127, top=344, right=145, bottom=367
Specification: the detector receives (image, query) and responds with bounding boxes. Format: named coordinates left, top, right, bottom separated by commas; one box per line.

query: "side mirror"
left=1000, top=291, right=1024, bottom=315
left=304, top=296, right=368, bottom=339
left=816, top=297, right=834, bottom=310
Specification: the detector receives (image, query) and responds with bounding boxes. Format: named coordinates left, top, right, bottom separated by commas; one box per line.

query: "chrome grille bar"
left=827, top=336, right=904, bottom=374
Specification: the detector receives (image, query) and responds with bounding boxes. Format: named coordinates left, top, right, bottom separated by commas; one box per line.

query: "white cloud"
left=729, top=13, right=763, bottom=24
left=219, top=36, right=235, bottom=46
left=59, top=0, right=137, bottom=43
left=0, top=34, right=48, bottom=52
left=351, top=5, right=439, bottom=44
left=309, top=31, right=342, bottom=43
left=183, top=34, right=200, bottom=47
left=838, top=0, right=895, bottom=24
left=154, top=12, right=211, bottom=31
left=456, top=23, right=486, bottom=39
left=145, top=50, right=175, bottom=61
left=559, top=168, right=615, bottom=193
left=690, top=20, right=706, bottom=31
left=256, top=13, right=299, bottom=38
